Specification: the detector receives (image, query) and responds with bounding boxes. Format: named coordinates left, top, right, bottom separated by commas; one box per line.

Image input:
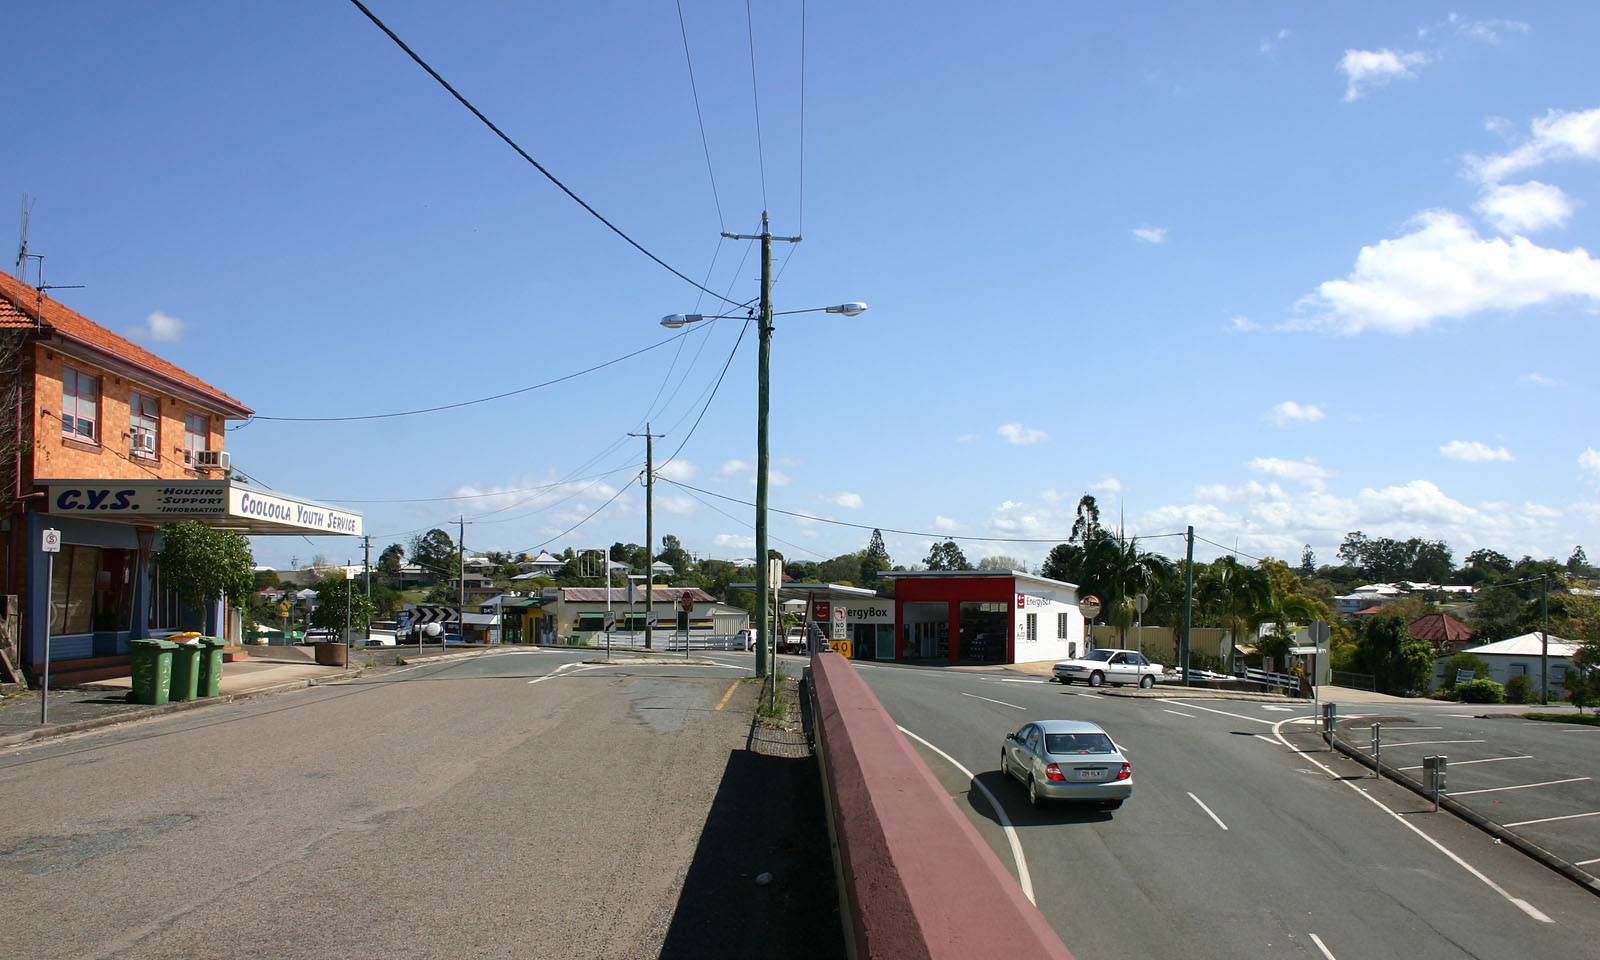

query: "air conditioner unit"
left=193, top=450, right=230, bottom=471
left=129, top=432, right=156, bottom=456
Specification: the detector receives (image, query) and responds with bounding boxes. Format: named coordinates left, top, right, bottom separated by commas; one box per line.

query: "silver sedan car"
left=1000, top=719, right=1132, bottom=810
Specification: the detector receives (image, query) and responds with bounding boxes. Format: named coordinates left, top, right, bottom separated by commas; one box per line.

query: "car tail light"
left=1044, top=763, right=1066, bottom=781
left=1114, top=762, right=1131, bottom=781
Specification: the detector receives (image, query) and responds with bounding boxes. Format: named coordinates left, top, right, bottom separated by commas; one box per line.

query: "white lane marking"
left=1380, top=739, right=1487, bottom=747
left=1158, top=699, right=1277, bottom=726
left=1271, top=718, right=1551, bottom=923
left=528, top=663, right=606, bottom=684
left=1503, top=810, right=1600, bottom=828
left=982, top=677, right=1048, bottom=684
left=1577, top=857, right=1600, bottom=867
left=1451, top=777, right=1592, bottom=797
left=898, top=726, right=1034, bottom=904
left=1309, top=933, right=1337, bottom=959
left=1163, top=709, right=1196, bottom=718
left=1259, top=706, right=1294, bottom=713
left=1188, top=792, right=1229, bottom=830
left=1399, top=755, right=1532, bottom=771
left=1253, top=735, right=1281, bottom=746
left=961, top=692, right=1027, bottom=710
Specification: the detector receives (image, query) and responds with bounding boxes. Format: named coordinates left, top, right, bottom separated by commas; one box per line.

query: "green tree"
left=1070, top=495, right=1104, bottom=544
left=1567, top=643, right=1599, bottom=713
left=924, top=541, right=969, bottom=571
left=1197, top=556, right=1270, bottom=663
left=1567, top=545, right=1591, bottom=577
left=1440, top=652, right=1491, bottom=689
left=657, top=534, right=692, bottom=575
left=408, top=528, right=456, bottom=582
left=308, top=575, right=377, bottom=635
left=976, top=555, right=1023, bottom=571
left=1356, top=610, right=1434, bottom=695
left=154, top=520, right=254, bottom=617
left=1041, top=542, right=1083, bottom=584
left=253, top=568, right=281, bottom=590
left=866, top=529, right=891, bottom=566
left=1081, top=538, right=1175, bottom=647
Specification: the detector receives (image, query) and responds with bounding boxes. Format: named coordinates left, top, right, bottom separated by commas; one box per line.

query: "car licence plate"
left=1077, top=767, right=1107, bottom=780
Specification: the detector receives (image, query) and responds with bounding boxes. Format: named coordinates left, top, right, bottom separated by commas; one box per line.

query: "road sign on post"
left=40, top=529, right=61, bottom=724
left=832, top=605, right=846, bottom=641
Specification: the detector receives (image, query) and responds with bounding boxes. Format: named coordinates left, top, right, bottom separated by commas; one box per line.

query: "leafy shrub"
left=1441, top=652, right=1491, bottom=689
left=1503, top=673, right=1533, bottom=704
left=1457, top=678, right=1505, bottom=703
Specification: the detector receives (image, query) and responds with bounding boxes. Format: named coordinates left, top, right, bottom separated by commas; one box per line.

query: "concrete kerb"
left=1327, top=726, right=1600, bottom=899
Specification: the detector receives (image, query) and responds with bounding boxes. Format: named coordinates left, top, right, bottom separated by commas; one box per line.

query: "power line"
left=522, top=481, right=636, bottom=553
left=744, top=0, right=768, bottom=210
left=345, top=0, right=743, bottom=309
left=797, top=0, right=807, bottom=236
left=657, top=317, right=752, bottom=473
left=237, top=325, right=706, bottom=424
left=323, top=465, right=638, bottom=504
left=676, top=0, right=725, bottom=232
left=1193, top=535, right=1268, bottom=564
left=669, top=479, right=830, bottom=560
left=658, top=477, right=1190, bottom=545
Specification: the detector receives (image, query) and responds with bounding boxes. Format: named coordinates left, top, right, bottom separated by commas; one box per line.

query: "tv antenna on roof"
left=15, top=195, right=84, bottom=311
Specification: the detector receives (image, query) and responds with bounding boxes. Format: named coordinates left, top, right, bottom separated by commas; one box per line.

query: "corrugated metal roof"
left=1464, top=633, right=1577, bottom=657
left=559, top=586, right=716, bottom=603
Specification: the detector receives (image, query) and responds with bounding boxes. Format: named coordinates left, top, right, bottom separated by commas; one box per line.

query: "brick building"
left=0, top=269, right=362, bottom=684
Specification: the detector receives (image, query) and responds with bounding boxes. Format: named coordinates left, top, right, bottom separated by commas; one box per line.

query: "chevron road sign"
left=397, top=605, right=459, bottom=630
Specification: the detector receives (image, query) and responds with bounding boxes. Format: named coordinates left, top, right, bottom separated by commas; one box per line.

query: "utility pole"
left=1183, top=525, right=1194, bottom=687
left=458, top=516, right=465, bottom=643
left=1540, top=573, right=1550, bottom=705
left=630, top=424, right=664, bottom=650
left=363, top=535, right=371, bottom=599
left=724, top=212, right=800, bottom=679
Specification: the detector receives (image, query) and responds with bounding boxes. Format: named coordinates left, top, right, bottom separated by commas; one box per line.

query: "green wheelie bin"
left=129, top=638, right=178, bottom=705
left=168, top=641, right=201, bottom=702
left=196, top=637, right=226, bottom=698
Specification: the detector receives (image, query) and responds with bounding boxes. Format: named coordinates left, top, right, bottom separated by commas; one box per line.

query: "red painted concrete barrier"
left=809, top=652, right=1074, bottom=960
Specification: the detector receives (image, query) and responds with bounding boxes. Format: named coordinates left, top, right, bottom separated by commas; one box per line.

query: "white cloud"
left=998, top=422, right=1047, bottom=446
left=1040, top=488, right=1067, bottom=504
left=1469, top=107, right=1600, bottom=185
left=1294, top=210, right=1600, bottom=334
left=1132, top=225, right=1169, bottom=244
left=829, top=492, right=864, bottom=509
left=1089, top=477, right=1122, bottom=494
left=1520, top=372, right=1558, bottom=387
left=987, top=500, right=1056, bottom=538
left=932, top=515, right=962, bottom=532
left=713, top=533, right=754, bottom=550
left=1581, top=447, right=1600, bottom=479
left=1452, top=16, right=1529, bottom=44
left=1227, top=315, right=1260, bottom=333
left=1245, top=457, right=1333, bottom=490
left=656, top=460, right=700, bottom=483
left=956, top=433, right=979, bottom=444
left=1270, top=401, right=1325, bottom=427
left=658, top=494, right=699, bottom=515
left=1259, top=28, right=1291, bottom=55
left=766, top=470, right=791, bottom=488
left=127, top=309, right=186, bottom=343
left=1339, top=48, right=1428, bottom=102
left=1475, top=181, right=1575, bottom=234
left=1440, top=440, right=1513, bottom=462
left=715, top=459, right=752, bottom=479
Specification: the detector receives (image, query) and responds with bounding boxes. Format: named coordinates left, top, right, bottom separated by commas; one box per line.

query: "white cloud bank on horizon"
left=1339, top=48, right=1428, bottom=102
left=1440, top=440, right=1513, bottom=462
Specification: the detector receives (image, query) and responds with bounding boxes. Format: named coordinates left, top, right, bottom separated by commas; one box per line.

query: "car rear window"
left=1045, top=733, right=1116, bottom=755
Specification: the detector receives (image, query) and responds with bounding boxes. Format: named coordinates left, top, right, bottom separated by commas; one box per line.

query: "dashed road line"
left=1309, top=933, right=1337, bottom=959
left=898, top=725, right=1034, bottom=904
left=1188, top=792, right=1229, bottom=830
left=1450, top=777, right=1591, bottom=797
left=1163, top=709, right=1196, bottom=718
left=961, top=692, right=1026, bottom=710
left=1158, top=699, right=1277, bottom=726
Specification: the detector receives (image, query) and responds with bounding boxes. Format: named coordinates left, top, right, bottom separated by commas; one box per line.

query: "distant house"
left=1409, top=613, right=1473, bottom=653
left=1436, top=632, right=1578, bottom=694
left=519, top=551, right=565, bottom=577
left=1334, top=583, right=1408, bottom=616
left=539, top=585, right=745, bottom=642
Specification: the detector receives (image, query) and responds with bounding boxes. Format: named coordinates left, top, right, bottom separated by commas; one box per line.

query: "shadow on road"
left=658, top=747, right=844, bottom=960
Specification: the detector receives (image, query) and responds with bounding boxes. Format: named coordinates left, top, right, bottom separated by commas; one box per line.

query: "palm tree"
left=1197, top=556, right=1271, bottom=665
left=1249, top=593, right=1323, bottom=668
left=1083, top=537, right=1176, bottom=648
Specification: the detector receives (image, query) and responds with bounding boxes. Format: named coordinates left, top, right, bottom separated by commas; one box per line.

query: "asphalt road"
left=852, top=661, right=1600, bottom=960
left=0, top=649, right=839, bottom=960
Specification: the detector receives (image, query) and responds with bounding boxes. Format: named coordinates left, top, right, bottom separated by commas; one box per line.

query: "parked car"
left=1000, top=719, right=1131, bottom=809
left=781, top=626, right=808, bottom=654
left=1052, top=648, right=1165, bottom=688
left=736, top=628, right=758, bottom=651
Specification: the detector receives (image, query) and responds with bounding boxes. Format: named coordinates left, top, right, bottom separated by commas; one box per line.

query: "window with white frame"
left=61, top=367, right=99, bottom=442
left=1058, top=611, right=1069, bottom=638
left=130, top=392, right=159, bottom=459
left=184, top=413, right=208, bottom=464
left=1026, top=613, right=1038, bottom=643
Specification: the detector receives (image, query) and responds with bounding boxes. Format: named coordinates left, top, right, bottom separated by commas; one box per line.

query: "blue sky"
left=7, top=2, right=1599, bottom=574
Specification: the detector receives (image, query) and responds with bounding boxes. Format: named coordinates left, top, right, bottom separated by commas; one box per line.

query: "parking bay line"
left=961, top=691, right=1027, bottom=710
left=1163, top=709, right=1197, bottom=718
left=1378, top=739, right=1487, bottom=748
left=1450, top=777, right=1591, bottom=797
left=1399, top=755, right=1531, bottom=771
left=1271, top=717, right=1551, bottom=923
left=1309, top=933, right=1337, bottom=960
left=1503, top=810, right=1600, bottom=829
left=1158, top=699, right=1279, bottom=726
left=898, top=725, right=1035, bottom=904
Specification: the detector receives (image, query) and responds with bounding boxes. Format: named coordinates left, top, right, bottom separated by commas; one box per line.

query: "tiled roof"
left=1409, top=613, right=1473, bottom=644
left=0, top=269, right=252, bottom=417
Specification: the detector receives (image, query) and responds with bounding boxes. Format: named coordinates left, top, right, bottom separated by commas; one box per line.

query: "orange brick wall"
left=30, top=345, right=226, bottom=482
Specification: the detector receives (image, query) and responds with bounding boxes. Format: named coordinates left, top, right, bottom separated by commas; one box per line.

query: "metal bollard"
left=1423, top=755, right=1448, bottom=811
left=1321, top=702, right=1338, bottom=747
left=1370, top=722, right=1381, bottom=779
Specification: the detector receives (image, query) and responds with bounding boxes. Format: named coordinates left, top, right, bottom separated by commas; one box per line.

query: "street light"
left=658, top=215, right=866, bottom=681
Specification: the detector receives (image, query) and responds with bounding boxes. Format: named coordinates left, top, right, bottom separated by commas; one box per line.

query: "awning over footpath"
left=37, top=478, right=362, bottom=537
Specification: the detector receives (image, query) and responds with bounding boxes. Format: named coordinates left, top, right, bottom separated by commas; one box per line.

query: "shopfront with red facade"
left=882, top=570, right=1084, bottom=666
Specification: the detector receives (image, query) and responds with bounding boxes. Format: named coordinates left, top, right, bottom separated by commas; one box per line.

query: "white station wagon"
left=1052, top=648, right=1165, bottom=688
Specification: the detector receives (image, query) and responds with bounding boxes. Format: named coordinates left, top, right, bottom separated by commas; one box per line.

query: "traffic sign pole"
left=40, top=529, right=61, bottom=725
